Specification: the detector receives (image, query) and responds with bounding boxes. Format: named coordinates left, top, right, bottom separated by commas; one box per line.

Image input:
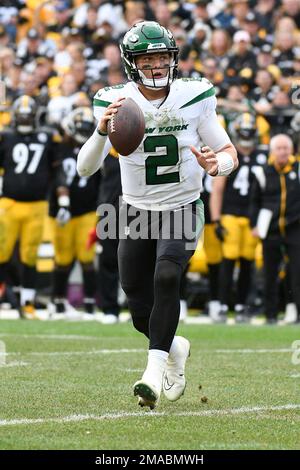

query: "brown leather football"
left=107, top=98, right=145, bottom=156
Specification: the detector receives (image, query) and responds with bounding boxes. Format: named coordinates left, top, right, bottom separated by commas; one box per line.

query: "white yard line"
left=0, top=404, right=299, bottom=427
left=0, top=361, right=29, bottom=368
left=0, top=334, right=100, bottom=341
left=215, top=349, right=293, bottom=353
left=6, top=348, right=146, bottom=357
left=4, top=348, right=294, bottom=357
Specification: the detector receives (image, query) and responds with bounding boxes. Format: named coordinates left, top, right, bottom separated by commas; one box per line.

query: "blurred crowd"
left=0, top=0, right=299, bottom=146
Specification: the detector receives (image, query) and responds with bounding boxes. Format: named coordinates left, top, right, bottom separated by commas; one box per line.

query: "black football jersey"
left=222, top=147, right=269, bottom=217
left=49, top=143, right=101, bottom=217
left=0, top=129, right=59, bottom=201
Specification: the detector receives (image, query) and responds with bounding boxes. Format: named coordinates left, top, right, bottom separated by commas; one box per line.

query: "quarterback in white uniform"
left=77, top=21, right=237, bottom=409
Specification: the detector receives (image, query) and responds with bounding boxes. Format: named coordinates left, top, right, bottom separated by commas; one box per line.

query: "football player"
left=49, top=106, right=100, bottom=317
left=210, top=112, right=269, bottom=322
left=0, top=95, right=64, bottom=318
left=77, top=21, right=238, bottom=409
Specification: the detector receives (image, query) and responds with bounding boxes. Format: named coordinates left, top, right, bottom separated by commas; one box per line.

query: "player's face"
left=135, top=52, right=171, bottom=79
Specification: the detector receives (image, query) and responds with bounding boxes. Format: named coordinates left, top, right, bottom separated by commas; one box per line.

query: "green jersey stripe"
left=93, top=98, right=112, bottom=108
left=179, top=87, right=215, bottom=109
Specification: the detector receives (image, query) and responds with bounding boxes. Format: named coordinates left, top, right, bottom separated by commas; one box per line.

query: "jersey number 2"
left=144, top=135, right=180, bottom=185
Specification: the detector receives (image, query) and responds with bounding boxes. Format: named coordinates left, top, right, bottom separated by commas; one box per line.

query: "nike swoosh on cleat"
left=163, top=376, right=175, bottom=391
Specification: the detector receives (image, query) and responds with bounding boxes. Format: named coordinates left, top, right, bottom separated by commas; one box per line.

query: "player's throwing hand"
left=190, top=145, right=218, bottom=176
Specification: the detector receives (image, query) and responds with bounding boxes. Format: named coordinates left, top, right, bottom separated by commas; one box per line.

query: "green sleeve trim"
left=93, top=98, right=112, bottom=108
left=179, top=87, right=215, bottom=109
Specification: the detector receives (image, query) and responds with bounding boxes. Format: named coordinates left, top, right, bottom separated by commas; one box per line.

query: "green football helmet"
left=120, top=21, right=179, bottom=89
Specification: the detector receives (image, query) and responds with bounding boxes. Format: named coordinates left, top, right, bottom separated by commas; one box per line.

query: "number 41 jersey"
left=93, top=78, right=230, bottom=211
left=0, top=129, right=59, bottom=202
left=222, top=148, right=269, bottom=217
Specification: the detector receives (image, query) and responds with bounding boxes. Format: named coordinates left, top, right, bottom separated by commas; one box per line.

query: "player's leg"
left=262, top=237, right=282, bottom=322
left=50, top=217, right=75, bottom=314
left=0, top=198, right=20, bottom=301
left=203, top=223, right=223, bottom=320
left=19, top=201, right=47, bottom=318
left=135, top=199, right=204, bottom=406
left=118, top=235, right=156, bottom=337
left=98, top=235, right=120, bottom=323
left=219, top=215, right=241, bottom=318
left=75, top=212, right=97, bottom=315
left=236, top=218, right=258, bottom=321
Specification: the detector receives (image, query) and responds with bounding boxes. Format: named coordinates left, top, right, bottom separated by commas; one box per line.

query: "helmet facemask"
left=230, top=113, right=258, bottom=149
left=13, top=95, right=37, bottom=134
left=62, top=107, right=95, bottom=145
left=134, top=52, right=177, bottom=90
left=236, top=127, right=257, bottom=149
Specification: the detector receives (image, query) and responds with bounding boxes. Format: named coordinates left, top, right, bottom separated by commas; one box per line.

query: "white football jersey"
left=93, top=78, right=230, bottom=211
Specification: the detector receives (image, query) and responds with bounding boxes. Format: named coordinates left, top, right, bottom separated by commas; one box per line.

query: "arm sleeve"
left=77, top=128, right=110, bottom=177
left=197, top=96, right=231, bottom=152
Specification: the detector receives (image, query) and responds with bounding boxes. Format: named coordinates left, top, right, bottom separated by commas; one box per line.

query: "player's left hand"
left=190, top=145, right=218, bottom=176
left=56, top=207, right=71, bottom=226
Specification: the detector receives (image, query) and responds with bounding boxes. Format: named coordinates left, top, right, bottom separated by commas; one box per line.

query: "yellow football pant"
left=203, top=223, right=223, bottom=264
left=221, top=215, right=258, bottom=260
left=51, top=211, right=97, bottom=266
left=0, top=198, right=48, bottom=266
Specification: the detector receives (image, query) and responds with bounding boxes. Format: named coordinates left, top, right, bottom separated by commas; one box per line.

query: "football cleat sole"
left=134, top=381, right=159, bottom=410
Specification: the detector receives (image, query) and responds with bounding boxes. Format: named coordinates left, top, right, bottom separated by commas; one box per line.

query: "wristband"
left=58, top=195, right=70, bottom=207
left=216, top=152, right=235, bottom=176
left=96, top=128, right=108, bottom=136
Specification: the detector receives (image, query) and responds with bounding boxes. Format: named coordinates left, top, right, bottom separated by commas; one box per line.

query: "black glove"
left=214, top=220, right=227, bottom=242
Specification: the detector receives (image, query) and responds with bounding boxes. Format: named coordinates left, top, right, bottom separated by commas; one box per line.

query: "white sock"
left=143, top=349, right=168, bottom=388
left=179, top=299, right=187, bottom=320
left=20, top=288, right=35, bottom=306
left=168, top=336, right=183, bottom=364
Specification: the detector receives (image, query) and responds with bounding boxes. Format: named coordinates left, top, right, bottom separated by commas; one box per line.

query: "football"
left=107, top=97, right=145, bottom=156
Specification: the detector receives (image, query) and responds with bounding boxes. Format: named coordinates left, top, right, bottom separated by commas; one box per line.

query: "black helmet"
left=13, top=95, right=37, bottom=133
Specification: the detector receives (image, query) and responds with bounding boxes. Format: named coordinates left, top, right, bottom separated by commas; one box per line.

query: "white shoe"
left=163, top=336, right=190, bottom=402
left=209, top=303, right=227, bottom=323
left=101, top=313, right=118, bottom=325
left=133, top=368, right=163, bottom=410
left=283, top=303, right=298, bottom=324
left=64, top=303, right=82, bottom=321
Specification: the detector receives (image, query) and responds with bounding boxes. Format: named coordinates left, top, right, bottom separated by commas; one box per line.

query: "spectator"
left=47, top=73, right=79, bottom=126
left=250, top=134, right=300, bottom=323
left=206, top=28, right=231, bottom=70
left=226, top=30, right=257, bottom=86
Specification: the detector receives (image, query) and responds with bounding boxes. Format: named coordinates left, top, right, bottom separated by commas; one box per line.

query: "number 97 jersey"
left=0, top=129, right=59, bottom=202
left=93, top=78, right=230, bottom=211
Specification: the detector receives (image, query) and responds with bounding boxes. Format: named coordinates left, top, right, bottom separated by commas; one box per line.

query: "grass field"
left=0, top=319, right=300, bottom=450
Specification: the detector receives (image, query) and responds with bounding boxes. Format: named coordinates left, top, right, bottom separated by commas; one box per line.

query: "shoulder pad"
left=175, top=78, right=215, bottom=110
left=93, top=84, right=127, bottom=108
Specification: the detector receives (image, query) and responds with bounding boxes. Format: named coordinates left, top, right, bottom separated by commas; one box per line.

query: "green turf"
left=0, top=320, right=300, bottom=450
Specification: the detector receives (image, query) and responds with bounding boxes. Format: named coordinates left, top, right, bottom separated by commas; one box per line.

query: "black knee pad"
left=132, top=316, right=149, bottom=337
left=154, top=259, right=182, bottom=290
